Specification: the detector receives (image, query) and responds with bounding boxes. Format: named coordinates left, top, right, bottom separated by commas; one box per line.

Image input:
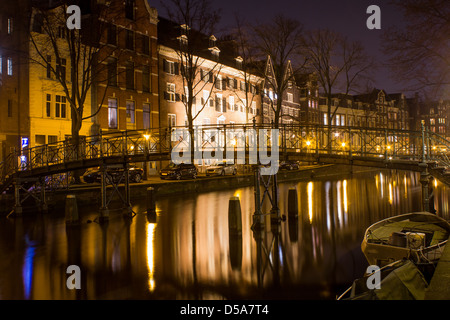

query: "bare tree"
left=251, top=15, right=306, bottom=128
left=382, top=0, right=450, bottom=97
left=229, top=15, right=264, bottom=123
left=160, top=0, right=223, bottom=163
left=302, top=29, right=374, bottom=146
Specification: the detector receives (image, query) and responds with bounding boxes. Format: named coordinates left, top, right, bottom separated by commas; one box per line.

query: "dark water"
left=1, top=168, right=449, bottom=300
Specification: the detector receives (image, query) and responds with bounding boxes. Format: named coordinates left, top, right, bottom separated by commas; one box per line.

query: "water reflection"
left=0, top=169, right=448, bottom=300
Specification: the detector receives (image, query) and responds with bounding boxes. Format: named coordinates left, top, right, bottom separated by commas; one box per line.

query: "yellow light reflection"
left=389, top=182, right=393, bottom=205
left=343, top=180, right=348, bottom=213
left=434, top=178, right=438, bottom=188
left=146, top=223, right=156, bottom=292
left=308, top=182, right=313, bottom=223
left=404, top=174, right=408, bottom=199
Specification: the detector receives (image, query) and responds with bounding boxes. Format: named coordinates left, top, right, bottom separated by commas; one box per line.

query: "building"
left=0, top=0, right=31, bottom=160
left=92, top=0, right=159, bottom=135
left=157, top=17, right=262, bottom=130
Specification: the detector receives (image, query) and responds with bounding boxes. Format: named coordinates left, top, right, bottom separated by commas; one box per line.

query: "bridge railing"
left=2, top=124, right=450, bottom=185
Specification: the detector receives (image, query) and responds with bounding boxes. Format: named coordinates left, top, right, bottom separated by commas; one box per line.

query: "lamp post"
left=143, top=133, right=150, bottom=180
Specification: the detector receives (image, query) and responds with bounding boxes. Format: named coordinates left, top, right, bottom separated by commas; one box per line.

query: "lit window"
left=7, top=57, right=12, bottom=75
left=166, top=83, right=175, bottom=102
left=126, top=100, right=135, bottom=124
left=108, top=98, right=118, bottom=129
left=143, top=103, right=150, bottom=129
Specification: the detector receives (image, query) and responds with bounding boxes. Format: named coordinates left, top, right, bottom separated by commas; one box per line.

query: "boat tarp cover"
left=368, top=220, right=448, bottom=246
left=376, top=260, right=428, bottom=300
left=349, top=260, right=428, bottom=300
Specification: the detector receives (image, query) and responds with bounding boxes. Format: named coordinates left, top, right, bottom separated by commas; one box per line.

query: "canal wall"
left=0, top=164, right=368, bottom=214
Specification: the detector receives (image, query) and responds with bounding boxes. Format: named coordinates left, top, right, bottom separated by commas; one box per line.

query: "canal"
left=1, top=167, right=449, bottom=300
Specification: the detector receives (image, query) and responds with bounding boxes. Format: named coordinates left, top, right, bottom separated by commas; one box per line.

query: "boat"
left=337, top=259, right=435, bottom=300
left=361, top=212, right=450, bottom=267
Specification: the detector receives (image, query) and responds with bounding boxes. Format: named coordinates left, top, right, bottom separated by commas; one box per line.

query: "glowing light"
left=387, top=145, right=391, bottom=150
left=143, top=134, right=150, bottom=140
left=306, top=140, right=311, bottom=146
left=343, top=179, right=348, bottom=213
left=233, top=190, right=241, bottom=198
left=334, top=132, right=339, bottom=137
left=307, top=182, right=313, bottom=223
left=434, top=179, right=438, bottom=188
left=146, top=223, right=156, bottom=292
left=130, top=145, right=135, bottom=151
left=389, top=182, right=393, bottom=205
left=341, top=142, right=346, bottom=148
left=231, top=138, right=237, bottom=146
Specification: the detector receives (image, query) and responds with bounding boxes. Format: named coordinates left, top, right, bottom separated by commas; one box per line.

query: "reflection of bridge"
left=2, top=123, right=450, bottom=216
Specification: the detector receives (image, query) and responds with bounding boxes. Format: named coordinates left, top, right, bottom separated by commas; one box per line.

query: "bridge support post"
left=13, top=182, right=22, bottom=217
left=99, top=166, right=109, bottom=223
left=123, top=163, right=133, bottom=218
left=419, top=163, right=431, bottom=212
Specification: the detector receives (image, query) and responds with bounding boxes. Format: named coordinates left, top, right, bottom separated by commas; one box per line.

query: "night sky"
left=150, top=0, right=410, bottom=96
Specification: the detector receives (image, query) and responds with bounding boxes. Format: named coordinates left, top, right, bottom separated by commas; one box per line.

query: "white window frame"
left=228, top=96, right=235, bottom=111
left=167, top=83, right=176, bottom=102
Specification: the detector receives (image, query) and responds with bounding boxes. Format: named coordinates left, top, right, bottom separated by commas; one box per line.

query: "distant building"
left=157, top=17, right=262, bottom=130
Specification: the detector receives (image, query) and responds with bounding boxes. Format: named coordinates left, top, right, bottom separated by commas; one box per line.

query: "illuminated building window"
left=7, top=57, right=12, bottom=75
left=126, top=100, right=135, bottom=124
left=108, top=98, right=118, bottom=129
left=143, top=103, right=150, bottom=129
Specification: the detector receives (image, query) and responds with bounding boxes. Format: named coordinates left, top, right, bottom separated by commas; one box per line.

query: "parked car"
left=206, top=162, right=237, bottom=176
left=279, top=161, right=299, bottom=170
left=82, top=165, right=144, bottom=184
left=159, top=163, right=197, bottom=180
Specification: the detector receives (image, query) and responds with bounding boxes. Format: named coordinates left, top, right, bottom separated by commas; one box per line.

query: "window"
left=287, top=93, right=293, bottom=103
left=228, top=96, right=234, bottom=111
left=340, top=115, right=345, bottom=126
left=108, top=98, right=118, bottom=129
left=7, top=18, right=13, bottom=34
left=107, top=23, right=117, bottom=45
left=48, top=135, right=58, bottom=145
left=125, top=0, right=135, bottom=20
left=251, top=101, right=257, bottom=115
left=126, top=61, right=134, bottom=89
left=323, top=113, right=328, bottom=125
left=142, top=66, right=150, bottom=92
left=56, top=58, right=66, bottom=80
left=430, top=118, right=435, bottom=125
left=202, top=90, right=210, bottom=106
left=143, top=103, right=150, bottom=129
left=46, top=55, right=52, bottom=79
left=35, top=135, right=46, bottom=145
left=46, top=94, right=51, bottom=117
left=126, top=100, right=135, bottom=124
left=215, top=93, right=223, bottom=112
left=142, top=35, right=149, bottom=55
left=55, top=95, right=66, bottom=118
left=107, top=57, right=117, bottom=87
left=168, top=114, right=176, bottom=127
left=215, top=75, right=222, bottom=90
left=7, top=57, right=12, bottom=75
left=126, top=29, right=134, bottom=50
left=163, top=59, right=178, bottom=75
left=32, top=14, right=43, bottom=33
left=166, top=83, right=175, bottom=102
left=0, top=56, right=2, bottom=74
left=335, top=114, right=340, bottom=126
left=7, top=100, right=12, bottom=117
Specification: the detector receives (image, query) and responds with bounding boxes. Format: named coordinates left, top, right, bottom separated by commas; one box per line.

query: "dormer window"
left=180, top=24, right=190, bottom=35
left=177, top=34, right=188, bottom=46
left=235, top=56, right=243, bottom=68
left=209, top=35, right=216, bottom=47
